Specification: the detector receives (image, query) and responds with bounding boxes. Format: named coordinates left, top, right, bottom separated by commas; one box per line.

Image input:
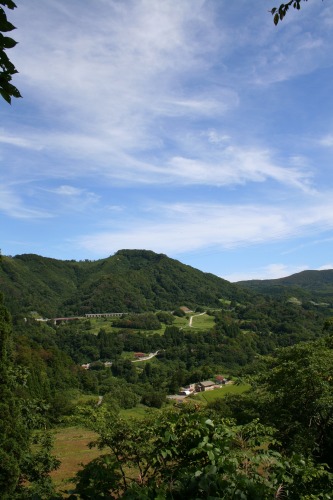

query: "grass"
left=189, top=313, right=215, bottom=330
left=119, top=404, right=157, bottom=419
left=67, top=311, right=217, bottom=339
left=192, top=383, right=251, bottom=404
left=173, top=312, right=216, bottom=332
left=51, top=426, right=101, bottom=494
left=51, top=381, right=247, bottom=493
left=169, top=315, right=189, bottom=328
left=51, top=404, right=160, bottom=493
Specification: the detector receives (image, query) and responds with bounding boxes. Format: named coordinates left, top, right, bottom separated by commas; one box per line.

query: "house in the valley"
left=215, top=375, right=227, bottom=385
left=196, top=380, right=216, bottom=392
left=179, top=306, right=193, bottom=314
left=179, top=384, right=195, bottom=396
left=134, top=352, right=146, bottom=359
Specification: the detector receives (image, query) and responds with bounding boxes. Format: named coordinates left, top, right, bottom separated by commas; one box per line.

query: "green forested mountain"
left=237, top=269, right=333, bottom=303
left=0, top=249, right=247, bottom=317
left=2, top=253, right=333, bottom=497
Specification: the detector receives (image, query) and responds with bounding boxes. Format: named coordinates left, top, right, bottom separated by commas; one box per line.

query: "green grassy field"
left=173, top=312, right=216, bottom=332
left=51, top=404, right=160, bottom=493
left=51, top=426, right=101, bottom=494
left=119, top=404, right=158, bottom=419
left=189, top=313, right=215, bottom=330
left=51, top=382, right=247, bottom=493
left=70, top=312, right=217, bottom=338
left=192, top=383, right=251, bottom=404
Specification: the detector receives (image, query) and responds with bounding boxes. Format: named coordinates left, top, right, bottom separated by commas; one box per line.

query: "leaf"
left=0, top=8, right=15, bottom=31
left=274, top=13, right=279, bottom=25
left=1, top=35, right=17, bottom=48
left=0, top=87, right=11, bottom=103
left=0, top=1, right=17, bottom=10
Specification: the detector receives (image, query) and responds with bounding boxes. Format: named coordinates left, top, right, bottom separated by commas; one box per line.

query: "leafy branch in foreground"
left=70, top=402, right=333, bottom=498
left=0, top=0, right=21, bottom=103
left=270, top=0, right=320, bottom=25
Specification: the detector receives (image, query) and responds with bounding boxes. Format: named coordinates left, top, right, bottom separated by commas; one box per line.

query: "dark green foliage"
left=0, top=294, right=60, bottom=498
left=2, top=252, right=333, bottom=497
left=156, top=311, right=174, bottom=324
left=238, top=268, right=333, bottom=304
left=0, top=251, right=247, bottom=317
left=141, top=390, right=166, bottom=408
left=72, top=404, right=333, bottom=499
left=172, top=307, right=186, bottom=317
left=111, top=358, right=138, bottom=384
left=74, top=455, right=122, bottom=499
left=0, top=254, right=80, bottom=317
left=270, top=0, right=311, bottom=25
left=250, top=339, right=333, bottom=465
left=0, top=293, right=28, bottom=496
left=102, top=378, right=140, bottom=409
left=112, top=312, right=161, bottom=330
left=0, top=1, right=21, bottom=103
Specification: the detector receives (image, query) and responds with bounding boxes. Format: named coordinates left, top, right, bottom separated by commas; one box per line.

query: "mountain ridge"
left=2, top=250, right=333, bottom=317
left=237, top=269, right=333, bottom=301
left=0, top=249, right=247, bottom=317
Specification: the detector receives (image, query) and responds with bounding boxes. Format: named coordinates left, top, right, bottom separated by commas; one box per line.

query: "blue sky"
left=1, top=0, right=333, bottom=281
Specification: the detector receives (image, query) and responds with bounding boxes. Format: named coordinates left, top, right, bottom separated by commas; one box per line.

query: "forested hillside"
left=2, top=290, right=333, bottom=498
left=2, top=252, right=333, bottom=497
left=0, top=250, right=247, bottom=317
left=238, top=269, right=333, bottom=302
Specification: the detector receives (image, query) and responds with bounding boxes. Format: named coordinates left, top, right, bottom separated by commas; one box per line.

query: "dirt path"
left=189, top=311, right=206, bottom=327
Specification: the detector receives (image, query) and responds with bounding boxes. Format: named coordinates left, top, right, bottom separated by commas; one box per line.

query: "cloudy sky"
left=1, top=0, right=333, bottom=281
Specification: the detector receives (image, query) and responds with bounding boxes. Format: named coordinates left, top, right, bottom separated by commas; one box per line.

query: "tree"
left=0, top=1, right=21, bottom=103
left=271, top=0, right=321, bottom=25
left=0, top=293, right=60, bottom=498
left=72, top=403, right=333, bottom=498
left=225, top=337, right=333, bottom=468
left=0, top=293, right=27, bottom=496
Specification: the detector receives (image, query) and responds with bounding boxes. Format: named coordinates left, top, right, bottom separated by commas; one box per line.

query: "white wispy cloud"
left=53, top=185, right=84, bottom=196
left=319, top=134, right=333, bottom=147
left=6, top=0, right=326, bottom=193
left=0, top=132, right=42, bottom=150
left=0, top=186, right=52, bottom=219
left=40, top=185, right=100, bottom=212
left=165, top=147, right=313, bottom=190
left=223, top=263, right=309, bottom=283
left=2, top=0, right=332, bottom=277
left=75, top=198, right=333, bottom=257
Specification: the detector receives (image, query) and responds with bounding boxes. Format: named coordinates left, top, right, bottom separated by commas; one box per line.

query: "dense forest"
left=1, top=251, right=333, bottom=498
left=0, top=250, right=247, bottom=317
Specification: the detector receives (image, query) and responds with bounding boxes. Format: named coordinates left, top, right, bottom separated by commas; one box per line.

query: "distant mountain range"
left=1, top=250, right=332, bottom=317
left=237, top=269, right=333, bottom=302
left=0, top=249, right=247, bottom=317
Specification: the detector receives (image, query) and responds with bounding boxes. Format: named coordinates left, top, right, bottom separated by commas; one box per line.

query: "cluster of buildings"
left=167, top=375, right=228, bottom=402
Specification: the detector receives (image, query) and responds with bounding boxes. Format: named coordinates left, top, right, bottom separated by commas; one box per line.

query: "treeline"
left=2, top=288, right=333, bottom=497
left=9, top=292, right=329, bottom=426
left=0, top=250, right=246, bottom=316
left=69, top=335, right=333, bottom=498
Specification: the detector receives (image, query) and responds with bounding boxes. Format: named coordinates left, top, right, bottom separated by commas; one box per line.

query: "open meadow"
left=84, top=312, right=216, bottom=337
left=192, top=383, right=251, bottom=404
left=51, top=426, right=100, bottom=494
